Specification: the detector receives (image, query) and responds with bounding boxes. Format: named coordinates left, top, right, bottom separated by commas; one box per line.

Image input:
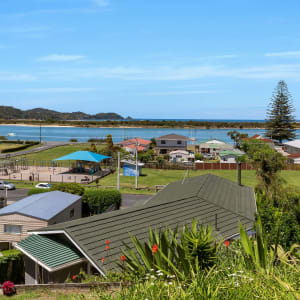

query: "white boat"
left=7, top=133, right=16, bottom=137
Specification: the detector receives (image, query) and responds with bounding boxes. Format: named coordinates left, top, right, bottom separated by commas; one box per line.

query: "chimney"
left=238, top=162, right=242, bottom=186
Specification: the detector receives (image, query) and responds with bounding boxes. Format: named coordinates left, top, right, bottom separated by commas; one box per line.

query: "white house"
left=169, top=150, right=194, bottom=163
left=284, top=140, right=300, bottom=154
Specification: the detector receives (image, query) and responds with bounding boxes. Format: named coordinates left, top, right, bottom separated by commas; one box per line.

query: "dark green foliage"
left=87, top=138, right=106, bottom=143
left=0, top=249, right=24, bottom=284
left=265, top=80, right=296, bottom=143
left=98, top=147, right=112, bottom=156
left=50, top=182, right=85, bottom=196
left=90, top=143, right=97, bottom=152
left=27, top=188, right=49, bottom=196
left=120, top=220, right=218, bottom=280
left=0, top=136, right=7, bottom=140
left=69, top=138, right=78, bottom=142
left=82, top=189, right=121, bottom=215
left=195, top=153, right=204, bottom=160
left=138, top=150, right=154, bottom=163
left=0, top=141, right=39, bottom=153
left=227, top=130, right=248, bottom=148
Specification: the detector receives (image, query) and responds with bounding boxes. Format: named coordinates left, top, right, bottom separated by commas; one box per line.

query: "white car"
left=0, top=180, right=16, bottom=190
left=35, top=183, right=52, bottom=189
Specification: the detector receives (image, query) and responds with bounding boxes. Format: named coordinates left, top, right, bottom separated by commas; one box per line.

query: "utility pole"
left=39, top=123, right=42, bottom=143
left=135, top=137, right=138, bottom=189
left=117, top=152, right=120, bottom=191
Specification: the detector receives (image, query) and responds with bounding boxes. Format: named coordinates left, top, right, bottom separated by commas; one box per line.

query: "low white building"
left=169, top=150, right=194, bottom=163
left=284, top=140, right=300, bottom=154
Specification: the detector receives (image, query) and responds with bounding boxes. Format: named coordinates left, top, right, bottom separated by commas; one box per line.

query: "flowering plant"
left=1, top=281, right=16, bottom=296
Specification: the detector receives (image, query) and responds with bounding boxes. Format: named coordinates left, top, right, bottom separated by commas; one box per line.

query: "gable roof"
left=26, top=174, right=256, bottom=274
left=17, top=234, right=84, bottom=271
left=118, top=138, right=151, bottom=146
left=284, top=140, right=300, bottom=149
left=0, top=191, right=81, bottom=221
left=156, top=134, right=189, bottom=141
left=55, top=151, right=110, bottom=163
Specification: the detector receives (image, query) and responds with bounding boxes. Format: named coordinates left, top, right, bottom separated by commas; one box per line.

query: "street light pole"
left=135, top=137, right=138, bottom=189
left=117, top=152, right=120, bottom=191
left=39, top=123, right=42, bottom=143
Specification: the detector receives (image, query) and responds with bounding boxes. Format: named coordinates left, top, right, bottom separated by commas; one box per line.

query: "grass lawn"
left=95, top=168, right=300, bottom=194
left=13, top=143, right=104, bottom=162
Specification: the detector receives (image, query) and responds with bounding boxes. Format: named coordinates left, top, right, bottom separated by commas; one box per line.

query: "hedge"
left=1, top=141, right=39, bottom=153
left=0, top=249, right=24, bottom=284
left=27, top=188, right=50, bottom=196
left=82, top=189, right=122, bottom=215
left=50, top=182, right=85, bottom=196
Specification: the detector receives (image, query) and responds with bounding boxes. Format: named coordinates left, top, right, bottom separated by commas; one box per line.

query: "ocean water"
left=0, top=125, right=299, bottom=143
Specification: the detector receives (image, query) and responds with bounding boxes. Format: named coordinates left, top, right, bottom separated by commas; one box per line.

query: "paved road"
left=4, top=189, right=152, bottom=208
left=0, top=141, right=74, bottom=159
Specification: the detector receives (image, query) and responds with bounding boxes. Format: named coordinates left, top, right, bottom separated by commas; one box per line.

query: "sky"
left=0, top=0, right=300, bottom=119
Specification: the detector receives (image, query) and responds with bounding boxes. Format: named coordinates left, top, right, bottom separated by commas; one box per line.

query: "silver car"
left=0, top=180, right=16, bottom=190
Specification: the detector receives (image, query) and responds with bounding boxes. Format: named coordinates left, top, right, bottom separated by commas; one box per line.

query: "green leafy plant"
left=50, top=182, right=85, bottom=195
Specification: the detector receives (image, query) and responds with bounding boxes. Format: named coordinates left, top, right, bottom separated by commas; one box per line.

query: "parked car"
left=0, top=180, right=16, bottom=190
left=35, top=183, right=52, bottom=189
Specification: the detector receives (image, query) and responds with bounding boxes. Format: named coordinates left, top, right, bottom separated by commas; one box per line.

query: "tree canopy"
left=265, top=80, right=296, bottom=144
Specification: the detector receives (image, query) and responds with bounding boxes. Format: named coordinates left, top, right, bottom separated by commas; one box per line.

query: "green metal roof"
left=18, top=234, right=83, bottom=270
left=30, top=174, right=256, bottom=274
left=219, top=150, right=243, bottom=156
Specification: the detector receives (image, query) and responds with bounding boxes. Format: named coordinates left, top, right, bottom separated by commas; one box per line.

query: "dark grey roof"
left=0, top=191, right=81, bottom=221
left=31, top=174, right=256, bottom=273
left=156, top=133, right=189, bottom=140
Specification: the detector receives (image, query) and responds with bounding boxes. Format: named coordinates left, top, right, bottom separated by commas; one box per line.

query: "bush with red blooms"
left=1, top=281, right=16, bottom=296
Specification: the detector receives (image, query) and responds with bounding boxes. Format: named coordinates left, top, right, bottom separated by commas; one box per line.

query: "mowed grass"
left=97, top=168, right=300, bottom=194
left=13, top=143, right=103, bottom=161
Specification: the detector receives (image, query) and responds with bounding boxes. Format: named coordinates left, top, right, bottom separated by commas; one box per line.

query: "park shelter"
left=54, top=151, right=111, bottom=175
left=17, top=174, right=256, bottom=283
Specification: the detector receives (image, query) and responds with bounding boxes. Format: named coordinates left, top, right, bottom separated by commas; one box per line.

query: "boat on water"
left=7, top=133, right=16, bottom=137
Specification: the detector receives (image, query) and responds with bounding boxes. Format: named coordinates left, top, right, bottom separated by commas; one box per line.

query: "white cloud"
left=93, top=0, right=110, bottom=7
left=37, top=54, right=85, bottom=62
left=265, top=51, right=300, bottom=58
left=143, top=90, right=219, bottom=96
left=0, top=71, right=36, bottom=81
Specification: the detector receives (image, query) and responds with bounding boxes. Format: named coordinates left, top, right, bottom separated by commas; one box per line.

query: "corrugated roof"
left=0, top=191, right=81, bottom=221
left=17, top=234, right=83, bottom=270
left=30, top=174, right=256, bottom=273
left=284, top=140, right=300, bottom=148
left=156, top=134, right=189, bottom=140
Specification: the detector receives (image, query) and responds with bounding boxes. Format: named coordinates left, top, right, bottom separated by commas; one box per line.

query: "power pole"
left=117, top=152, right=120, bottom=191
left=135, top=137, right=138, bottom=189
left=39, top=123, right=42, bottom=143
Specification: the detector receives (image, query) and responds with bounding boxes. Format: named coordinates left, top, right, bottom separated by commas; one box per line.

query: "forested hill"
left=0, top=106, right=128, bottom=121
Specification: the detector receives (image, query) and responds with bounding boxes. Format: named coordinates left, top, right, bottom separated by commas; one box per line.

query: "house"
left=218, top=150, right=244, bottom=163
left=16, top=174, right=256, bottom=284
left=246, top=135, right=275, bottom=148
left=198, top=139, right=234, bottom=156
left=169, top=150, right=195, bottom=163
left=117, top=138, right=150, bottom=154
left=155, top=134, right=189, bottom=155
left=0, top=191, right=81, bottom=249
left=287, top=153, right=300, bottom=164
left=283, top=140, right=300, bottom=154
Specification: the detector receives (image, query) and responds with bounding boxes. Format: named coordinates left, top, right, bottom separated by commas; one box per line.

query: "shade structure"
left=54, top=151, right=110, bottom=163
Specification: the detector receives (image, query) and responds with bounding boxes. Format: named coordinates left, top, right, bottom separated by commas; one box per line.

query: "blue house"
left=122, top=161, right=144, bottom=176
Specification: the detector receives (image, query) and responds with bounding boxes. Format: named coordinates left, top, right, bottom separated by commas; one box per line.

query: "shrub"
left=69, top=138, right=78, bottom=142
left=0, top=136, right=7, bottom=140
left=1, top=281, right=16, bottom=296
left=82, top=189, right=121, bottom=215
left=195, top=153, right=204, bottom=160
left=50, top=182, right=85, bottom=196
left=120, top=219, right=219, bottom=280
left=27, top=188, right=49, bottom=196
left=0, top=250, right=24, bottom=284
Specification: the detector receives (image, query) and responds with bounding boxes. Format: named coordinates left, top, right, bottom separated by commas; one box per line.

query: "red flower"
left=152, top=244, right=158, bottom=254
left=121, top=255, right=126, bottom=262
left=224, top=240, right=230, bottom=247
left=106, top=240, right=110, bottom=245
left=101, top=257, right=105, bottom=262
left=72, top=275, right=76, bottom=280
left=106, top=245, right=110, bottom=250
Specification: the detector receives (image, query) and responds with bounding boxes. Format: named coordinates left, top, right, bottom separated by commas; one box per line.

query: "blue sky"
left=0, top=0, right=300, bottom=119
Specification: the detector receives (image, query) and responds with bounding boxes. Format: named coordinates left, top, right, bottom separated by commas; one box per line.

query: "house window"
left=70, top=208, right=75, bottom=218
left=4, top=224, right=22, bottom=234
left=177, top=140, right=182, bottom=145
left=160, top=149, right=167, bottom=154
left=161, top=140, right=166, bottom=145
